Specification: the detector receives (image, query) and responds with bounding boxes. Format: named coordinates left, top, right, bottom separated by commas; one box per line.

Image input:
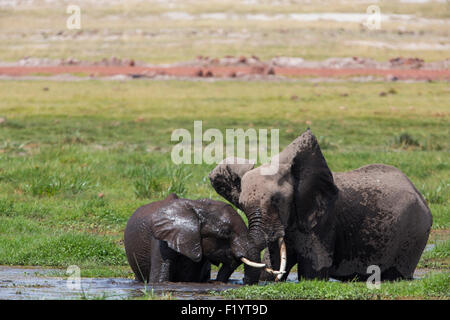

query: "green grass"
left=0, top=79, right=448, bottom=298
left=133, top=165, right=192, bottom=199
left=136, top=286, right=175, bottom=300
left=221, top=272, right=450, bottom=300
left=0, top=215, right=126, bottom=267
left=418, top=237, right=450, bottom=269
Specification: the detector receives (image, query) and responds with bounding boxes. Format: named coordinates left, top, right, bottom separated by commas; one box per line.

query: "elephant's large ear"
left=287, top=130, right=338, bottom=230
left=209, top=157, right=255, bottom=210
left=148, top=200, right=202, bottom=262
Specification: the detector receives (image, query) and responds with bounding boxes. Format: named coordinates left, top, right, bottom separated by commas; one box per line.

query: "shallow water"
left=0, top=264, right=429, bottom=300
left=0, top=265, right=300, bottom=300
left=0, top=266, right=243, bottom=300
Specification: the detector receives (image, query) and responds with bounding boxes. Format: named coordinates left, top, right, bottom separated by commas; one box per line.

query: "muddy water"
left=0, top=266, right=246, bottom=300
left=0, top=265, right=300, bottom=300
left=0, top=262, right=430, bottom=300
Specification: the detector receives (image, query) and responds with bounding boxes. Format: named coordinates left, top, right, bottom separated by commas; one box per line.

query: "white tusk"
left=276, top=237, right=287, bottom=281
left=241, top=257, right=266, bottom=268
left=264, top=268, right=286, bottom=276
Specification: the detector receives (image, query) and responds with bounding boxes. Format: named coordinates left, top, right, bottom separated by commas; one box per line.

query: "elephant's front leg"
left=296, top=254, right=330, bottom=280
left=294, top=231, right=334, bottom=280
left=215, top=260, right=240, bottom=283
left=151, top=259, right=172, bottom=282
left=150, top=240, right=176, bottom=282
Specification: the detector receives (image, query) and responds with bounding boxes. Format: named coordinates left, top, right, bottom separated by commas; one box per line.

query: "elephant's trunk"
left=247, top=208, right=267, bottom=252
left=241, top=208, right=267, bottom=284
left=246, top=208, right=287, bottom=280
left=237, top=211, right=265, bottom=284
left=242, top=245, right=263, bottom=285
left=231, top=226, right=264, bottom=285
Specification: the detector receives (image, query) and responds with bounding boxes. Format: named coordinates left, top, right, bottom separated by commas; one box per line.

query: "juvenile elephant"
left=124, top=193, right=269, bottom=284
left=209, top=129, right=432, bottom=281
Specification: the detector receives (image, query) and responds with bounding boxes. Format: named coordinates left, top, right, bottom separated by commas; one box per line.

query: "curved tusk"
left=241, top=257, right=266, bottom=268
left=276, top=237, right=287, bottom=281
left=264, top=268, right=286, bottom=276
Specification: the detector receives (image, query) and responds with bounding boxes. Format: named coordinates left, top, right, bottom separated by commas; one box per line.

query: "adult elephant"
left=209, top=129, right=432, bottom=281
left=124, top=193, right=275, bottom=284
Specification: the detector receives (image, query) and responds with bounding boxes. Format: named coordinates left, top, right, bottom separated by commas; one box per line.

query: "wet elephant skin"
left=124, top=193, right=260, bottom=284
left=210, top=130, right=432, bottom=281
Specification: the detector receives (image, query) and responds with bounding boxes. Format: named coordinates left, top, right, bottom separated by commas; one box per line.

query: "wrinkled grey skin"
left=124, top=193, right=260, bottom=284
left=209, top=130, right=432, bottom=281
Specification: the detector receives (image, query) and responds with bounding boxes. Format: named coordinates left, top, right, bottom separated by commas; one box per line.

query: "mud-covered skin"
left=210, top=130, right=432, bottom=281
left=124, top=193, right=178, bottom=282
left=329, top=165, right=432, bottom=280
left=124, top=194, right=260, bottom=284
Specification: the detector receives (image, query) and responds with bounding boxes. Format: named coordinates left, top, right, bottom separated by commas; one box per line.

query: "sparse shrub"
left=22, top=168, right=91, bottom=197
left=0, top=198, right=16, bottom=217
left=61, top=130, right=87, bottom=144
left=388, top=88, right=397, bottom=94
left=390, top=133, right=442, bottom=151
left=26, top=174, right=63, bottom=196
left=419, top=138, right=443, bottom=151
left=317, top=136, right=337, bottom=150
left=133, top=169, right=164, bottom=199
left=0, top=140, right=27, bottom=154
left=420, top=183, right=449, bottom=205
left=166, top=166, right=191, bottom=197
left=393, top=133, right=420, bottom=148
left=66, top=174, right=91, bottom=195
left=133, top=165, right=191, bottom=199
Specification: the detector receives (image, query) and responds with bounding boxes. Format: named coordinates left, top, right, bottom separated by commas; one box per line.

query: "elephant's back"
left=334, top=164, right=428, bottom=209
left=334, top=164, right=414, bottom=193
left=124, top=193, right=179, bottom=243
left=331, top=164, right=432, bottom=278
left=125, top=197, right=173, bottom=247
left=332, top=163, right=431, bottom=227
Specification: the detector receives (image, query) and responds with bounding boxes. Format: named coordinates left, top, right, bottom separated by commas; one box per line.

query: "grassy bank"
left=222, top=272, right=450, bottom=300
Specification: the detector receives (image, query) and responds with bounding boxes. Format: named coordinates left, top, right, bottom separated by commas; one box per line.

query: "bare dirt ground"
left=1, top=56, right=449, bottom=81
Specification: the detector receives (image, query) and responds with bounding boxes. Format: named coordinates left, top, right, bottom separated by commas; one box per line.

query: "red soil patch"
left=0, top=65, right=449, bottom=80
